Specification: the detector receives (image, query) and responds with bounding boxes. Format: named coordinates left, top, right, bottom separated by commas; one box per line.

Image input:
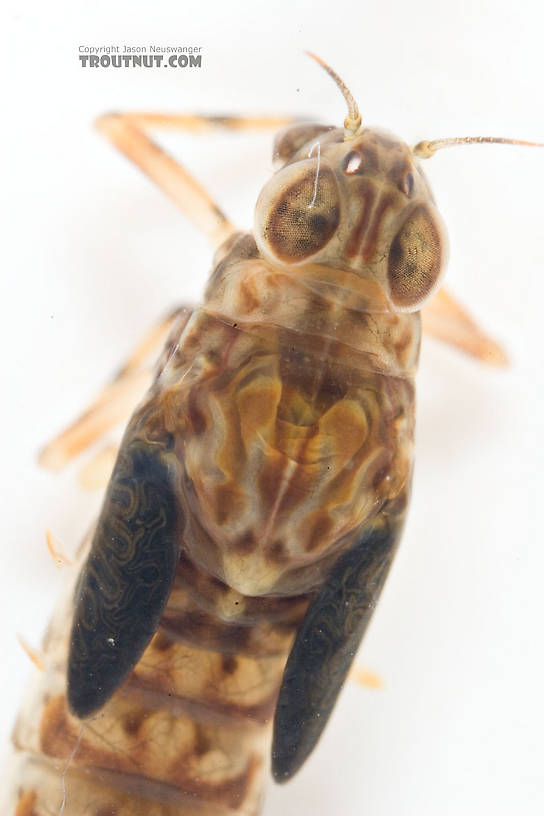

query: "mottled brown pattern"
left=13, top=585, right=281, bottom=809
left=171, top=553, right=311, bottom=625
left=155, top=295, right=415, bottom=595
left=344, top=178, right=374, bottom=258
left=9, top=753, right=259, bottom=816
left=125, top=637, right=286, bottom=723
left=160, top=603, right=298, bottom=657
left=6, top=115, right=449, bottom=814
left=362, top=193, right=394, bottom=262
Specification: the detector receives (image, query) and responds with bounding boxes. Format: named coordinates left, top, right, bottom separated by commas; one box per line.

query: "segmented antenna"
left=413, top=135, right=544, bottom=158
left=306, top=52, right=362, bottom=139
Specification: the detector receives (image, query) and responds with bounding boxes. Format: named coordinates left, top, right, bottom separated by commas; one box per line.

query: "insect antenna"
left=305, top=51, right=362, bottom=139
left=413, top=135, right=544, bottom=158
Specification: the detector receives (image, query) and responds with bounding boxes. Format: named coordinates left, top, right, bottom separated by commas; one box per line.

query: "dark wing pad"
left=272, top=513, right=403, bottom=781
left=67, top=434, right=181, bottom=719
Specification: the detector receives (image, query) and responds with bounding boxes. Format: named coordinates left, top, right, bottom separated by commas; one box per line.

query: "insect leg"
left=422, top=287, right=508, bottom=366
left=39, top=307, right=191, bottom=471
left=77, top=444, right=118, bottom=490
left=40, top=109, right=295, bottom=472
left=16, top=634, right=45, bottom=672
left=95, top=112, right=296, bottom=249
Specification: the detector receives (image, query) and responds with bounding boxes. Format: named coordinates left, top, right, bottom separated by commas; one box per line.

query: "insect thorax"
left=148, top=235, right=419, bottom=596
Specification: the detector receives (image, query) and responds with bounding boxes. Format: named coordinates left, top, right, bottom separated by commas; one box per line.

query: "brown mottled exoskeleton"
left=5, top=54, right=542, bottom=816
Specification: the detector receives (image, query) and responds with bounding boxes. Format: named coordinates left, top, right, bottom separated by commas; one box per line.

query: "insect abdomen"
left=8, top=551, right=308, bottom=815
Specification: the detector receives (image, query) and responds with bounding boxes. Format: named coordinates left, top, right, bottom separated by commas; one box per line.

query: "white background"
left=2, top=1, right=544, bottom=814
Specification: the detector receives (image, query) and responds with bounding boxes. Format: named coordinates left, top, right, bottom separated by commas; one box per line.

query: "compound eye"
left=255, top=159, right=341, bottom=263
left=387, top=205, right=446, bottom=310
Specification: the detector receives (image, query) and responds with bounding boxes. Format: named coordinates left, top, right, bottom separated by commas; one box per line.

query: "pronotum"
left=3, top=54, right=541, bottom=816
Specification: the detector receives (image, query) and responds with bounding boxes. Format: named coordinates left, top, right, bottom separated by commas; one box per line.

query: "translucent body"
left=5, top=125, right=446, bottom=815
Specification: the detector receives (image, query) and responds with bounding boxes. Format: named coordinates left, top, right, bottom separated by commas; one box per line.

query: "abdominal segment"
left=8, top=552, right=309, bottom=816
